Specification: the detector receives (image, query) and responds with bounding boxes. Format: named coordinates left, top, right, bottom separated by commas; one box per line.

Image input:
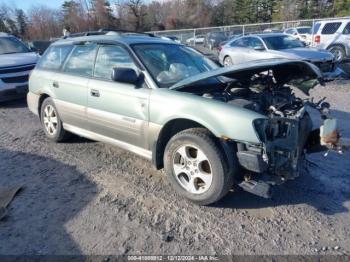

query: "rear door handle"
left=90, top=89, right=100, bottom=97
left=52, top=81, right=59, bottom=88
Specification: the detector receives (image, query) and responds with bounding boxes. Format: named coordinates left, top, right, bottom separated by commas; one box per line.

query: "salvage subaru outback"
left=27, top=32, right=346, bottom=205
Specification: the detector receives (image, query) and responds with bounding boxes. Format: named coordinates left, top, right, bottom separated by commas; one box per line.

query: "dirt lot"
left=0, top=81, right=350, bottom=255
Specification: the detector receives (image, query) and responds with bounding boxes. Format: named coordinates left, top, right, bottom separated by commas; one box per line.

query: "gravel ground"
left=0, top=81, right=349, bottom=256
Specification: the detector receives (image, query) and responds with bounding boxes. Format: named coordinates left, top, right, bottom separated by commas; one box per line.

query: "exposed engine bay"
left=191, top=69, right=347, bottom=198
left=170, top=60, right=349, bottom=198
left=201, top=72, right=307, bottom=119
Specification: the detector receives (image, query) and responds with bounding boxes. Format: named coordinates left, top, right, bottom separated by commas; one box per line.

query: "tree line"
left=0, top=0, right=349, bottom=40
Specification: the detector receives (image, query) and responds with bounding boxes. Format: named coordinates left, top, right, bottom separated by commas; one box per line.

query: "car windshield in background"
left=297, top=27, right=311, bottom=34
left=211, top=32, right=226, bottom=38
left=133, top=44, right=219, bottom=88
left=0, top=37, right=30, bottom=55
left=263, top=35, right=305, bottom=50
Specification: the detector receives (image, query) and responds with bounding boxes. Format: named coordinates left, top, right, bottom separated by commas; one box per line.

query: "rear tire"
left=328, top=45, right=346, bottom=63
left=223, top=56, right=233, bottom=67
left=40, top=97, right=70, bottom=142
left=164, top=128, right=233, bottom=205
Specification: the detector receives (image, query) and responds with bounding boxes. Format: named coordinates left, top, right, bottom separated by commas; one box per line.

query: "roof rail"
left=62, top=29, right=156, bottom=39
left=98, top=28, right=156, bottom=37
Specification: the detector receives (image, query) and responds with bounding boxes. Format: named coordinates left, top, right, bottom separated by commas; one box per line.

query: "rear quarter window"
left=37, top=45, right=73, bottom=70
left=230, top=38, right=248, bottom=47
left=321, top=22, right=342, bottom=34
left=63, top=44, right=97, bottom=77
left=312, top=23, right=321, bottom=34
left=343, top=22, right=350, bottom=35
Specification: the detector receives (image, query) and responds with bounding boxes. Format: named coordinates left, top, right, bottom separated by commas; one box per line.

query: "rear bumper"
left=27, top=91, right=40, bottom=116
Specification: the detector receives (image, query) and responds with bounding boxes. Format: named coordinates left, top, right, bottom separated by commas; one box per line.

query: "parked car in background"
left=0, top=33, right=39, bottom=102
left=219, top=34, right=335, bottom=74
left=312, top=19, right=350, bottom=62
left=27, top=32, right=344, bottom=205
left=186, top=34, right=205, bottom=45
left=204, top=31, right=227, bottom=50
left=284, top=26, right=312, bottom=45
left=161, top=35, right=181, bottom=44
left=263, top=28, right=284, bottom=33
left=27, top=40, right=52, bottom=55
left=218, top=34, right=242, bottom=51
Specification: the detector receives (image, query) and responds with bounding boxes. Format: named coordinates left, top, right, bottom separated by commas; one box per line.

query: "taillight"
left=218, top=46, right=222, bottom=52
left=314, top=35, right=321, bottom=44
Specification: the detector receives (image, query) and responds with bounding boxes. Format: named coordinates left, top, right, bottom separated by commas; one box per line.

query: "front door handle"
left=90, top=89, right=100, bottom=97
left=53, top=81, right=59, bottom=88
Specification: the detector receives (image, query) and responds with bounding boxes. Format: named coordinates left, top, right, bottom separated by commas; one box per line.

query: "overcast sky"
left=0, top=0, right=161, bottom=11
left=0, top=0, right=67, bottom=10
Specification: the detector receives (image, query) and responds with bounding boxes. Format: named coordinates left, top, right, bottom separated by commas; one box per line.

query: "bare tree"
left=125, top=0, right=146, bottom=31
left=26, top=6, right=62, bottom=40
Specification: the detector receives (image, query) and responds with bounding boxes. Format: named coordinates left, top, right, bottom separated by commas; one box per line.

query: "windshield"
left=297, top=27, right=311, bottom=34
left=263, top=35, right=305, bottom=50
left=133, top=44, right=219, bottom=88
left=0, top=37, right=30, bottom=55
left=211, top=32, right=226, bottom=38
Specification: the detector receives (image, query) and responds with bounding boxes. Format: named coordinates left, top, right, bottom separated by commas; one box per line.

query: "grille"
left=0, top=64, right=35, bottom=74
left=1, top=74, right=29, bottom=83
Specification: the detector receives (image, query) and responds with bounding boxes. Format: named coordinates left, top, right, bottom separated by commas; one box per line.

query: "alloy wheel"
left=224, top=56, right=233, bottom=67
left=43, top=105, right=58, bottom=136
left=172, top=144, right=213, bottom=194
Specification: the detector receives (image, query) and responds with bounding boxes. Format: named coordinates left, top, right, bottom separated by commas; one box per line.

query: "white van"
left=312, top=19, right=350, bottom=62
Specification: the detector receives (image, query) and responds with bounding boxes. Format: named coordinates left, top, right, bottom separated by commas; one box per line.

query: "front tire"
left=40, top=97, right=70, bottom=142
left=164, top=128, right=233, bottom=205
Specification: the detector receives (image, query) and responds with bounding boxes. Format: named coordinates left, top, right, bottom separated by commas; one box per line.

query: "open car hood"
left=169, top=59, right=323, bottom=95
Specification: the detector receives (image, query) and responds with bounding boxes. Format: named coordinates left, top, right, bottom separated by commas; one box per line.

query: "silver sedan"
left=219, top=33, right=335, bottom=73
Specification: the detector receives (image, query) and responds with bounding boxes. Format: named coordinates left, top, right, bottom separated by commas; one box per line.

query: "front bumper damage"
left=236, top=108, right=349, bottom=199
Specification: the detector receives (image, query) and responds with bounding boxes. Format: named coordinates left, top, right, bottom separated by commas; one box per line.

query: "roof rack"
left=63, top=29, right=156, bottom=39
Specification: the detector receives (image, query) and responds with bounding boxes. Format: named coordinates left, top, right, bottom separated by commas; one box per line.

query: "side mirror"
left=254, top=46, right=265, bottom=51
left=111, top=67, right=140, bottom=85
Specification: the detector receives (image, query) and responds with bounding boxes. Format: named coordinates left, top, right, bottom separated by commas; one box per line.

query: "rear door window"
left=246, top=37, right=264, bottom=49
left=63, top=44, right=97, bottom=77
left=94, top=45, right=136, bottom=80
left=37, top=45, right=73, bottom=70
left=230, top=38, right=249, bottom=47
left=321, top=22, right=342, bottom=34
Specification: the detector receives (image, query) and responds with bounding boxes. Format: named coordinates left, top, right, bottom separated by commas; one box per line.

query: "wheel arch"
left=38, top=93, right=51, bottom=118
left=327, top=43, right=349, bottom=56
left=152, top=118, right=235, bottom=172
left=223, top=55, right=233, bottom=66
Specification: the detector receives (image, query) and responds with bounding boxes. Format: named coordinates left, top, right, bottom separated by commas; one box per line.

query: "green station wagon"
left=27, top=32, right=341, bottom=205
